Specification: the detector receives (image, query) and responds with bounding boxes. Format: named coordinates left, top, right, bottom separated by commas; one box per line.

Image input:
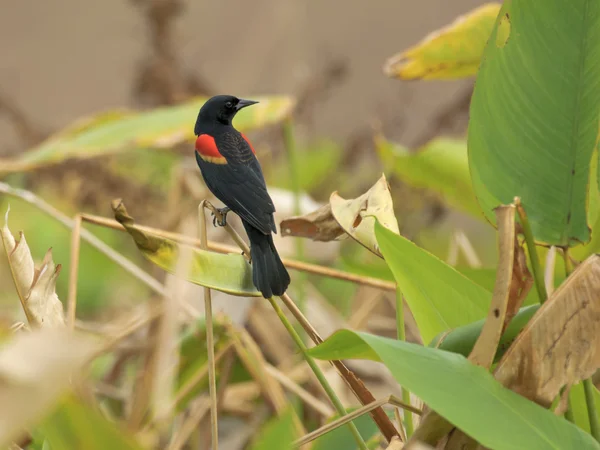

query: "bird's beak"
left=235, top=99, right=259, bottom=111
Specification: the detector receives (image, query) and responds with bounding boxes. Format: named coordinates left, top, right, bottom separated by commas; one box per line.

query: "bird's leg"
left=211, top=206, right=231, bottom=227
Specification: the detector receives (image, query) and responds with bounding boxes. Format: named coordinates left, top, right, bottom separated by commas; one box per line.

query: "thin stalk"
left=282, top=118, right=307, bottom=331
left=395, top=290, right=413, bottom=437
left=515, top=198, right=547, bottom=303
left=563, top=248, right=599, bottom=438
left=584, top=378, right=600, bottom=442
left=78, top=212, right=397, bottom=292
left=267, top=296, right=368, bottom=450
left=67, top=214, right=82, bottom=329
left=198, top=202, right=219, bottom=450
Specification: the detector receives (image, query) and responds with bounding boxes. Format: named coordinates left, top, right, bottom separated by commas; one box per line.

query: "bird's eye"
left=225, top=101, right=233, bottom=109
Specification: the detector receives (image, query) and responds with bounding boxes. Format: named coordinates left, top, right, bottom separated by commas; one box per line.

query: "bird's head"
left=194, top=95, right=259, bottom=133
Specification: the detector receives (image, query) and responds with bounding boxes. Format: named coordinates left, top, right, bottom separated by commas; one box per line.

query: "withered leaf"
left=494, top=254, right=600, bottom=407
left=280, top=203, right=345, bottom=241
left=330, top=173, right=400, bottom=258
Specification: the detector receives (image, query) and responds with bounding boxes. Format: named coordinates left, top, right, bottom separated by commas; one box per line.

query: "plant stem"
left=395, top=290, right=413, bottom=437
left=584, top=378, right=600, bottom=442
left=198, top=203, right=218, bottom=450
left=515, top=198, right=547, bottom=303
left=267, top=296, right=368, bottom=450
left=282, top=119, right=307, bottom=320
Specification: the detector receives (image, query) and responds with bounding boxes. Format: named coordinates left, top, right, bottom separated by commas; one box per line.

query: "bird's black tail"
left=243, top=222, right=290, bottom=298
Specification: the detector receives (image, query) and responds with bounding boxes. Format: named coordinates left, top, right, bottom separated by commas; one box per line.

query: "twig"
left=77, top=212, right=396, bottom=292
left=293, top=395, right=422, bottom=447
left=67, top=214, right=82, bottom=329
left=515, top=197, right=547, bottom=303
left=198, top=201, right=219, bottom=450
left=267, top=296, right=368, bottom=450
left=167, top=398, right=212, bottom=450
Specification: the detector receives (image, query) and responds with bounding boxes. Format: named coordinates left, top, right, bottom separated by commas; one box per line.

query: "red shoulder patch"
left=241, top=133, right=256, bottom=154
left=195, top=134, right=221, bottom=158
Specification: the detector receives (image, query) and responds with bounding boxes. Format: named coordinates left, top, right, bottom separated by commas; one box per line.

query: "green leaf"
left=468, top=0, right=600, bottom=245
left=376, top=137, right=481, bottom=218
left=40, top=396, right=142, bottom=450
left=456, top=266, right=540, bottom=306
left=6, top=96, right=294, bottom=172
left=309, top=330, right=600, bottom=450
left=249, top=409, right=297, bottom=450
left=113, top=201, right=260, bottom=297
left=375, top=220, right=490, bottom=343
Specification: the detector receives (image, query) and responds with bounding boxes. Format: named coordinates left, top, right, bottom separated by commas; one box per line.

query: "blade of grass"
left=293, top=395, right=422, bottom=447
left=395, top=290, right=413, bottom=437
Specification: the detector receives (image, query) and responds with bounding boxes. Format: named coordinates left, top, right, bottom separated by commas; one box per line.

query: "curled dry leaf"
left=330, top=174, right=400, bottom=258
left=280, top=203, right=346, bottom=242
left=1, top=208, right=65, bottom=328
left=494, top=254, right=600, bottom=407
left=280, top=173, right=399, bottom=256
left=0, top=329, right=99, bottom=447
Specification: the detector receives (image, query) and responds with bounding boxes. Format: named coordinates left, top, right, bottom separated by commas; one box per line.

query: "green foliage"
left=309, top=330, right=600, bottom=450
left=468, top=0, right=600, bottom=245
left=376, top=137, right=481, bottom=218
left=40, top=397, right=142, bottom=450
left=375, top=220, right=489, bottom=343
left=249, top=409, right=297, bottom=450
left=9, top=96, right=295, bottom=171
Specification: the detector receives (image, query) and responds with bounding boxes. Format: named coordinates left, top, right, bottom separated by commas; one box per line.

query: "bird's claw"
left=211, top=207, right=231, bottom=227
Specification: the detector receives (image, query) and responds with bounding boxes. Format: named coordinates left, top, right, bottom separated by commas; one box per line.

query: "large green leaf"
left=468, top=0, right=600, bottom=245
left=375, top=220, right=490, bottom=343
left=309, top=330, right=600, bottom=450
left=4, top=96, right=294, bottom=172
left=376, top=137, right=481, bottom=218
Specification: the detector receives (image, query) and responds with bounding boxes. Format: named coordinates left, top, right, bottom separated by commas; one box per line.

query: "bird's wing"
left=197, top=153, right=276, bottom=235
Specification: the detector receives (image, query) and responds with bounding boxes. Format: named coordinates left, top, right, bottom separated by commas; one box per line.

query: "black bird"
left=193, top=95, right=290, bottom=298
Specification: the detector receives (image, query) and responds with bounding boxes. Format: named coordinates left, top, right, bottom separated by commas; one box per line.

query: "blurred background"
left=0, top=0, right=494, bottom=318
left=0, top=0, right=504, bottom=447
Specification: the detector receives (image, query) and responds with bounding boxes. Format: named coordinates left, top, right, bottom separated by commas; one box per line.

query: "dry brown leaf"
left=330, top=173, right=400, bottom=257
left=1, top=208, right=65, bottom=328
left=280, top=203, right=346, bottom=241
left=0, top=329, right=99, bottom=447
left=494, top=254, right=600, bottom=407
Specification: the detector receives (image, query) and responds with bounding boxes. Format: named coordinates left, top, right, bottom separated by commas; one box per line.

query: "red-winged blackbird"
left=193, top=95, right=291, bottom=298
